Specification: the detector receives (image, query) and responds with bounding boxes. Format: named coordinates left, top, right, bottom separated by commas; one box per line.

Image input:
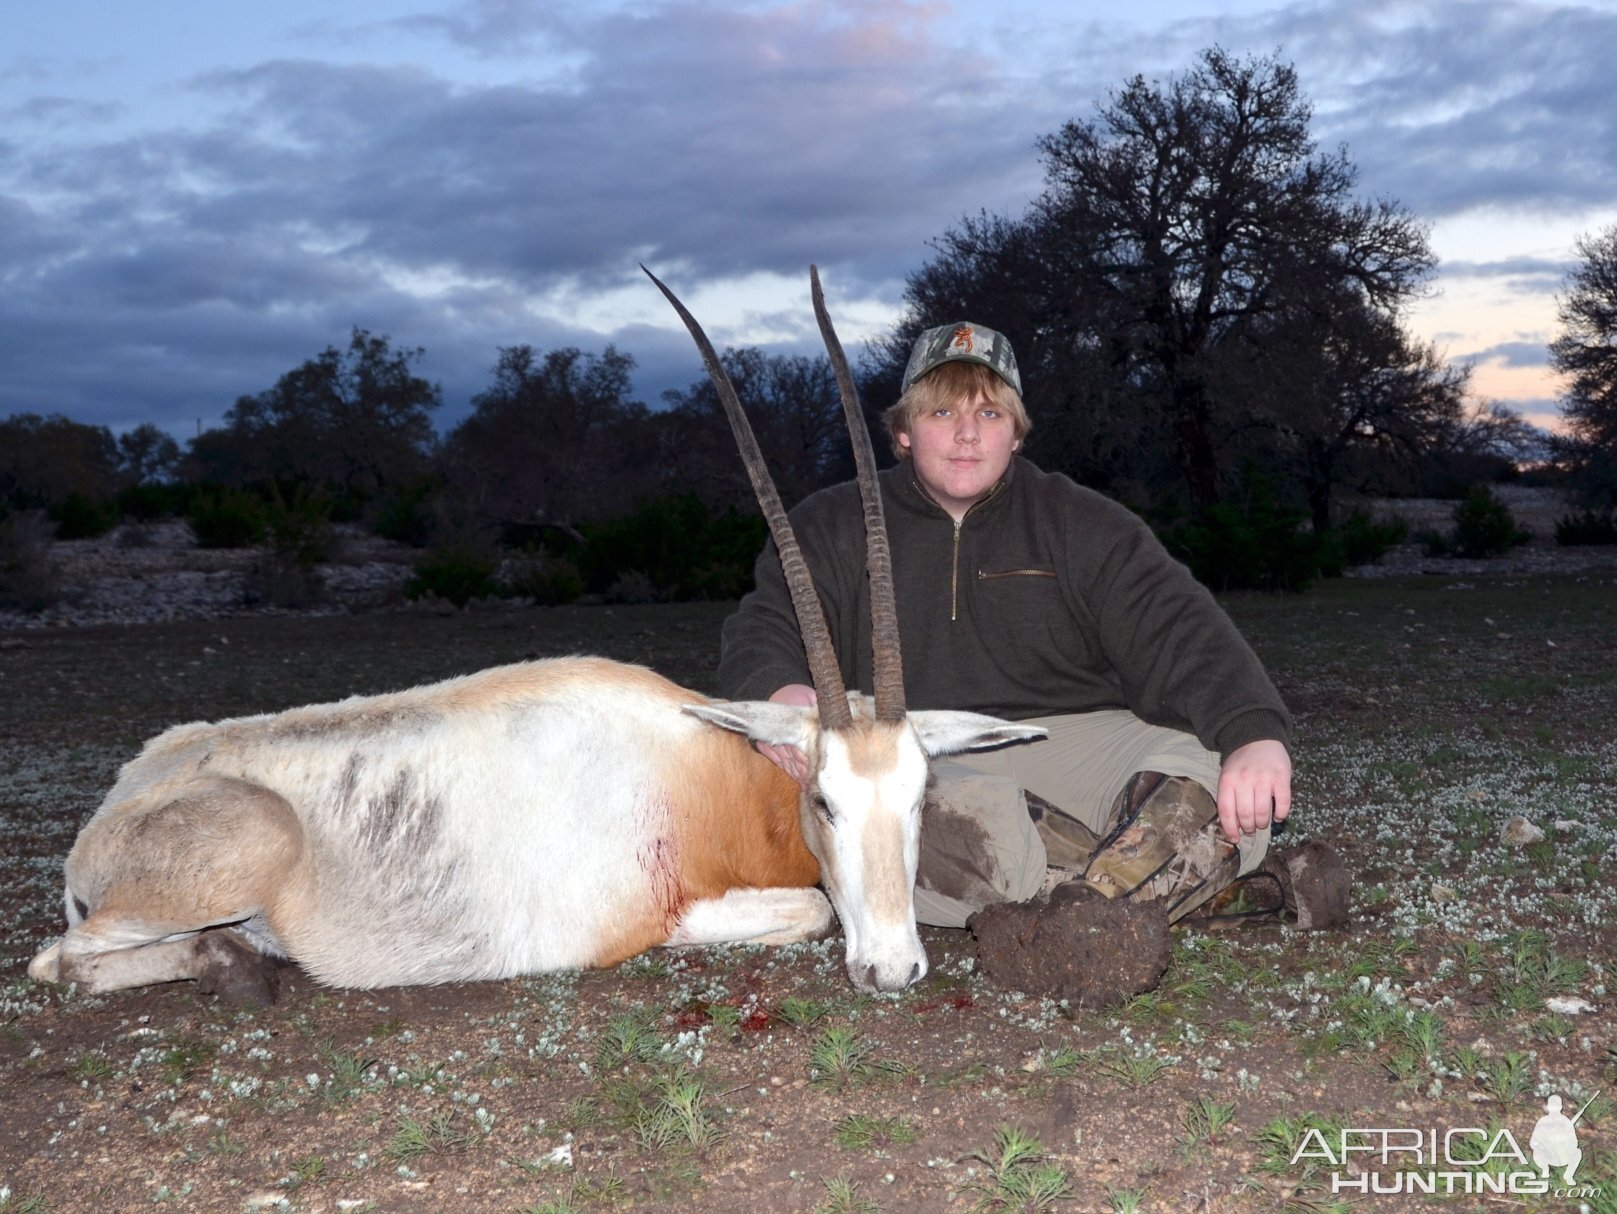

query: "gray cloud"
left=1012, top=0, right=1617, bottom=219
left=377, top=0, right=574, bottom=56
left=1252, top=0, right=1617, bottom=218
left=1, top=1, right=1060, bottom=434
left=1441, top=256, right=1571, bottom=283
left=8, top=95, right=125, bottom=125
left=1, top=0, right=1605, bottom=435
left=1469, top=340, right=1551, bottom=368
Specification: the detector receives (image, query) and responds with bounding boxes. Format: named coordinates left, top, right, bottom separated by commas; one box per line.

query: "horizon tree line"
left=5, top=46, right=1611, bottom=578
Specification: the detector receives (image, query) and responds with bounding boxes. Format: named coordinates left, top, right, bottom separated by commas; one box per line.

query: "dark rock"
left=969, top=883, right=1171, bottom=1008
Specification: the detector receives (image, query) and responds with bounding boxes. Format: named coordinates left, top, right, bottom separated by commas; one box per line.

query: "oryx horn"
left=809, top=265, right=905, bottom=722
left=643, top=264, right=854, bottom=730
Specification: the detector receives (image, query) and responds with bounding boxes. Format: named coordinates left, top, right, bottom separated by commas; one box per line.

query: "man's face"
left=896, top=388, right=1019, bottom=520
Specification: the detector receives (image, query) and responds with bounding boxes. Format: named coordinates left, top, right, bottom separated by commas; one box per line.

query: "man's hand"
left=755, top=684, right=816, bottom=787
left=1216, top=738, right=1291, bottom=843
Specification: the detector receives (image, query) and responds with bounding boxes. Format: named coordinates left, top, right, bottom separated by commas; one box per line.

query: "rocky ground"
left=1343, top=484, right=1617, bottom=579
left=4, top=487, right=1613, bottom=634
left=0, top=520, right=418, bottom=631
left=3, top=483, right=1616, bottom=1213
left=2, top=581, right=1613, bottom=1213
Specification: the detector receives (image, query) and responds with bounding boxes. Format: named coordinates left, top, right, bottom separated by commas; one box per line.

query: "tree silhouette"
left=1550, top=224, right=1617, bottom=509
left=878, top=48, right=1438, bottom=513
left=190, top=329, right=440, bottom=507
left=0, top=413, right=120, bottom=510
left=659, top=348, right=852, bottom=510
left=1220, top=292, right=1474, bottom=529
left=442, top=344, right=650, bottom=530
left=115, top=423, right=181, bottom=486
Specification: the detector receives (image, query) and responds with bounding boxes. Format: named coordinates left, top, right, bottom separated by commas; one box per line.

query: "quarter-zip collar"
left=899, top=455, right=1017, bottom=524
left=900, top=460, right=1017, bottom=621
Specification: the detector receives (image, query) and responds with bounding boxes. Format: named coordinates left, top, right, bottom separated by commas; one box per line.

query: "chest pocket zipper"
left=966, top=568, right=1057, bottom=623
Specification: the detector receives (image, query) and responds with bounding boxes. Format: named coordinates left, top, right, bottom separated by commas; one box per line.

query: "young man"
left=718, top=321, right=1302, bottom=931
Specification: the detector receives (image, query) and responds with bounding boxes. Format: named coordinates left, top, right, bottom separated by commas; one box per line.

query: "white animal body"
left=28, top=656, right=1041, bottom=997
left=28, top=265, right=1047, bottom=1000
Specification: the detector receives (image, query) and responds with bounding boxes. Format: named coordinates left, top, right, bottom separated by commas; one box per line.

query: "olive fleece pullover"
left=717, top=456, right=1293, bottom=759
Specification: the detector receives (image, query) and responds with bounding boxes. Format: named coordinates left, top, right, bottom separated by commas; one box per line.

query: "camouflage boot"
left=971, top=775, right=1239, bottom=1004
left=1026, top=791, right=1102, bottom=873
left=1081, top=771, right=1240, bottom=925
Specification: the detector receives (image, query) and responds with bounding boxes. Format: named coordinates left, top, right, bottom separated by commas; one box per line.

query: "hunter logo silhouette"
left=1530, top=1093, right=1593, bottom=1185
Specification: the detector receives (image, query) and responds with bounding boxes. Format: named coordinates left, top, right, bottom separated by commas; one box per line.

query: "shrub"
left=243, top=490, right=334, bottom=609
left=116, top=482, right=186, bottom=521
left=49, top=493, right=119, bottom=539
left=503, top=556, right=584, bottom=606
left=1554, top=509, right=1617, bottom=547
left=575, top=495, right=768, bottom=601
left=1417, top=527, right=1452, bottom=557
left=326, top=489, right=368, bottom=525
left=371, top=480, right=439, bottom=548
left=187, top=488, right=269, bottom=548
left=1450, top=485, right=1531, bottom=558
left=678, top=559, right=755, bottom=601
left=408, top=545, right=498, bottom=607
left=1315, top=510, right=1408, bottom=577
left=1337, top=511, right=1408, bottom=566
left=603, top=570, right=661, bottom=605
left=0, top=510, right=64, bottom=612
left=242, top=558, right=328, bottom=609
left=1164, top=473, right=1323, bottom=593
left=266, top=488, right=335, bottom=567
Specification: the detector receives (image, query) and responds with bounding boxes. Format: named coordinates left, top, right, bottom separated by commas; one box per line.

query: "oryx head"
left=648, top=266, right=1046, bottom=993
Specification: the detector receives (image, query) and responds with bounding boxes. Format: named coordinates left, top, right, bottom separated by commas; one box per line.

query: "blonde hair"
left=884, top=361, right=1030, bottom=460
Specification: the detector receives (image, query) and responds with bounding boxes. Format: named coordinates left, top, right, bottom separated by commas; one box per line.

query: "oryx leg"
left=664, top=887, right=834, bottom=948
left=29, top=927, right=284, bottom=1006
left=29, top=775, right=304, bottom=1003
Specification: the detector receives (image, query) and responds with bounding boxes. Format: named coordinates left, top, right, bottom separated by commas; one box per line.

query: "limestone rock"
left=1500, top=816, right=1545, bottom=847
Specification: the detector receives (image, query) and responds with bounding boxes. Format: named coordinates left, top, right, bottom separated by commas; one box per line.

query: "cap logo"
left=902, top=320, right=1021, bottom=396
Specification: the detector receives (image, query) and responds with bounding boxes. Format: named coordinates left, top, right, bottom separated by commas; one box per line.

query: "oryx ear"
left=684, top=701, right=816, bottom=748
left=908, top=712, right=1048, bottom=757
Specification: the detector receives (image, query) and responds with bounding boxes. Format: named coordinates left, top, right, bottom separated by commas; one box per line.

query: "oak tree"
left=1549, top=224, right=1617, bottom=508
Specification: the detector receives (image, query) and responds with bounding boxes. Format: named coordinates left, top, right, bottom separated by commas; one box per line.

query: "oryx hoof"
left=1262, top=841, right=1351, bottom=930
left=27, top=940, right=63, bottom=985
left=195, top=931, right=284, bottom=1007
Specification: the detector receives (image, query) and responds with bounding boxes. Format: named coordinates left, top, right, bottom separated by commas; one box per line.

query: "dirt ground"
left=2, top=581, right=1615, bottom=1213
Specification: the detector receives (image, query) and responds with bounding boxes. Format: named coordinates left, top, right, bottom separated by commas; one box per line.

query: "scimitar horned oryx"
left=27, top=267, right=1045, bottom=1002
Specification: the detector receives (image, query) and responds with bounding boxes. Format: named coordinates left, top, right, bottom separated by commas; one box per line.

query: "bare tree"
left=190, top=329, right=440, bottom=505
left=442, top=345, right=650, bottom=530
left=1549, top=224, right=1617, bottom=509
left=659, top=348, right=851, bottom=509
left=877, top=48, right=1437, bottom=513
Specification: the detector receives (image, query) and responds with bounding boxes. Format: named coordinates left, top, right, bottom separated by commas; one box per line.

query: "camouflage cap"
left=901, top=322, right=1022, bottom=396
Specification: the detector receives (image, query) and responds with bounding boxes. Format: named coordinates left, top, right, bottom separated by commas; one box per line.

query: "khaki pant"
left=913, top=710, right=1271, bottom=928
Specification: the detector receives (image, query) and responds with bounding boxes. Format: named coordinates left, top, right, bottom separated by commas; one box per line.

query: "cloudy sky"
left=3, top=0, right=1613, bottom=442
